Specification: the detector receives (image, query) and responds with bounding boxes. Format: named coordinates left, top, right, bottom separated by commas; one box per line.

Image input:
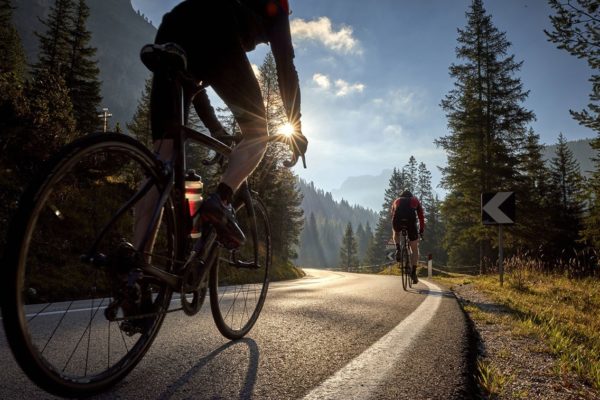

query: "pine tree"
left=258, top=52, right=286, bottom=134
left=298, top=212, right=326, bottom=266
left=548, top=133, right=585, bottom=249
left=546, top=0, right=600, bottom=133
left=339, top=222, right=359, bottom=271
left=0, top=0, right=26, bottom=80
left=415, top=162, right=445, bottom=263
left=363, top=221, right=375, bottom=263
left=514, top=129, right=554, bottom=249
left=546, top=1, right=600, bottom=251
left=127, top=78, right=153, bottom=148
left=436, top=0, right=534, bottom=266
left=416, top=162, right=433, bottom=212
left=65, top=0, right=101, bottom=133
left=0, top=0, right=29, bottom=248
left=34, top=0, right=75, bottom=77
left=404, top=156, right=418, bottom=193
left=355, top=223, right=368, bottom=263
left=0, top=0, right=28, bottom=135
left=247, top=51, right=304, bottom=266
left=582, top=134, right=600, bottom=248
left=425, top=195, right=447, bottom=265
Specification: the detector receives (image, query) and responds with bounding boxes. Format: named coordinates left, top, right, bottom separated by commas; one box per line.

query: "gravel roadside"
left=451, top=283, right=598, bottom=400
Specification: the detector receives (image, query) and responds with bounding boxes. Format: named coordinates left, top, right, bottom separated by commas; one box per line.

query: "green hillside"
left=12, top=0, right=156, bottom=128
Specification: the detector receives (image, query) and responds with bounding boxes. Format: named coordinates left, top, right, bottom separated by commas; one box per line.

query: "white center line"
left=302, top=279, right=444, bottom=400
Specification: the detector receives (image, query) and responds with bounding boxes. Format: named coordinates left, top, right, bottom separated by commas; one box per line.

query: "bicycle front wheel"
left=209, top=196, right=271, bottom=340
left=2, top=133, right=178, bottom=397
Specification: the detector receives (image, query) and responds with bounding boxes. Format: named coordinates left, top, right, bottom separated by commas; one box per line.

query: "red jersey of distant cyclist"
left=391, top=196, right=425, bottom=232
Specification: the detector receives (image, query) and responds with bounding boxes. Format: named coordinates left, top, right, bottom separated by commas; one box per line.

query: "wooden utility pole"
left=98, top=108, right=112, bottom=132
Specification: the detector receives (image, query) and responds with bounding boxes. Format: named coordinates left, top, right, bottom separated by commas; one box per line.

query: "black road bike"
left=1, top=44, right=301, bottom=397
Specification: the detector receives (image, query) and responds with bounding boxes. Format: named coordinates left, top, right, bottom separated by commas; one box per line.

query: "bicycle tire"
left=400, top=259, right=407, bottom=291
left=406, top=243, right=413, bottom=289
left=402, top=244, right=410, bottom=291
left=209, top=195, right=271, bottom=340
left=1, top=133, right=178, bottom=397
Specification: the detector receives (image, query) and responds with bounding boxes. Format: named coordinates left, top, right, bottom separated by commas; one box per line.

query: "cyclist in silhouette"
left=141, top=0, right=307, bottom=248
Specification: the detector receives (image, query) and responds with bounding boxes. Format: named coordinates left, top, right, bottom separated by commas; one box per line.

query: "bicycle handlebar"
left=211, top=133, right=307, bottom=168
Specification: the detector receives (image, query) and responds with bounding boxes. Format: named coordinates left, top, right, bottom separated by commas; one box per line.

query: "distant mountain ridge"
left=13, top=0, right=156, bottom=128
left=331, top=169, right=392, bottom=212
left=332, top=138, right=596, bottom=212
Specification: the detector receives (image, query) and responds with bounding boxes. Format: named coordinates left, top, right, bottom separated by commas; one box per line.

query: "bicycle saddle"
left=140, top=43, right=188, bottom=74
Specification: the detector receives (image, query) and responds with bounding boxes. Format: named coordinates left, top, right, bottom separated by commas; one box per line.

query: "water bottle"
left=185, top=170, right=203, bottom=239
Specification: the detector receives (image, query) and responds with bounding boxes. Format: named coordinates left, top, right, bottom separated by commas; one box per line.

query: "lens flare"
left=278, top=122, right=295, bottom=137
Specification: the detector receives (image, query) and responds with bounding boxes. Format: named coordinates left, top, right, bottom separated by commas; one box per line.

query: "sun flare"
left=278, top=122, right=295, bottom=137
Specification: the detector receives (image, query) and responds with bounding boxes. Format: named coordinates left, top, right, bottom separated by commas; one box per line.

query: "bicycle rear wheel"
left=406, top=245, right=413, bottom=289
left=2, top=133, right=178, bottom=397
left=401, top=245, right=410, bottom=291
left=209, top=196, right=271, bottom=340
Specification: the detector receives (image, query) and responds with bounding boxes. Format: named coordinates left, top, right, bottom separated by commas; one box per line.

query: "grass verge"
left=435, top=269, right=600, bottom=394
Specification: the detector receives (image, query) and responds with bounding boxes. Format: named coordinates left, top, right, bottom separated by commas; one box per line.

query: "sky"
left=131, top=0, right=594, bottom=203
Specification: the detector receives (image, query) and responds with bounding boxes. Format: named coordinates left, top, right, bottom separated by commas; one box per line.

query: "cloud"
left=334, top=79, right=365, bottom=96
left=297, top=82, right=447, bottom=191
left=371, top=88, right=425, bottom=119
left=383, top=124, right=404, bottom=138
left=312, top=73, right=331, bottom=89
left=311, top=73, right=365, bottom=97
left=291, top=17, right=362, bottom=55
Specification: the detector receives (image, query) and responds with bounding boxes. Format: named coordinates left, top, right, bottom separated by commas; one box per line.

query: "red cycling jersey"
left=391, top=196, right=425, bottom=232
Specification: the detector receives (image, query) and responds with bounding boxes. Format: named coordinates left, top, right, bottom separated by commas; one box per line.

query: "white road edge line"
left=302, top=279, right=444, bottom=400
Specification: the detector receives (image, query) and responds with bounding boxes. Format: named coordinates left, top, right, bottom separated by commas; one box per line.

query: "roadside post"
left=427, top=254, right=433, bottom=278
left=481, top=192, right=515, bottom=286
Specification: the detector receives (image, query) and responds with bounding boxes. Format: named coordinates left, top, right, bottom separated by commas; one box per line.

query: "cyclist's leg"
left=407, top=224, right=420, bottom=282
left=409, top=239, right=419, bottom=266
left=392, top=229, right=400, bottom=245
left=207, top=49, right=268, bottom=194
left=392, top=229, right=402, bottom=261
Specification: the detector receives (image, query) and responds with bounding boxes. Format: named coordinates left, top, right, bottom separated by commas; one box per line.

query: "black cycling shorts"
left=393, top=219, right=419, bottom=241
left=151, top=0, right=265, bottom=142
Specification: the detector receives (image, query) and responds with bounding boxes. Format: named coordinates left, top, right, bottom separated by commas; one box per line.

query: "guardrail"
left=324, top=261, right=480, bottom=277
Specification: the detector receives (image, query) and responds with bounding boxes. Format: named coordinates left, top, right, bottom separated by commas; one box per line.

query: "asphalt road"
left=0, top=269, right=476, bottom=399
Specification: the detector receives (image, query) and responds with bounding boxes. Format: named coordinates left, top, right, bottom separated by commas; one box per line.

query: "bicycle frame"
left=84, top=73, right=258, bottom=293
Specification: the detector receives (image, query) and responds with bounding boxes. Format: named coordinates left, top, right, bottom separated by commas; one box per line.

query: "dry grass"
left=436, top=262, right=600, bottom=393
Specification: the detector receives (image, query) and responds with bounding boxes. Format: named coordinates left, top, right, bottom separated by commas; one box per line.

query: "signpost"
left=386, top=251, right=395, bottom=262
left=385, top=239, right=396, bottom=273
left=481, top=192, right=515, bottom=286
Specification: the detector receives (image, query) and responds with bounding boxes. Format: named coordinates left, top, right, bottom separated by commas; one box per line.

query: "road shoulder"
left=448, top=281, right=597, bottom=399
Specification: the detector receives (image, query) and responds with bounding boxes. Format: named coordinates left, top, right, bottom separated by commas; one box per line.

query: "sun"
left=278, top=122, right=295, bottom=137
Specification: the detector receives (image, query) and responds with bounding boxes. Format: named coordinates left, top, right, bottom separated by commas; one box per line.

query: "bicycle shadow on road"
left=157, top=338, right=259, bottom=400
left=404, top=285, right=456, bottom=299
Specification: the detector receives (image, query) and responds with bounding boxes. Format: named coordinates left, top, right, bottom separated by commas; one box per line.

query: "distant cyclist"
left=138, top=0, right=308, bottom=249
left=391, top=190, right=425, bottom=284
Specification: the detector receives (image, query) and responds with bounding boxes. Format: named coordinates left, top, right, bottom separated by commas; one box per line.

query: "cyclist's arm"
left=416, top=201, right=425, bottom=233
left=268, top=10, right=301, bottom=131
